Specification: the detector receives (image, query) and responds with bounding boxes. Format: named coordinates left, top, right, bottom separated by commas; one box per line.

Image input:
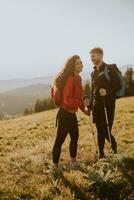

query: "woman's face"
left=74, top=58, right=83, bottom=73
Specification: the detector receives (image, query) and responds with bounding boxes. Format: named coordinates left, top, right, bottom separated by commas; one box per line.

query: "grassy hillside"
left=0, top=97, right=134, bottom=200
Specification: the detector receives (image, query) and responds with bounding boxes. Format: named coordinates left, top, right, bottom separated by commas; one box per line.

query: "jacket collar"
left=93, top=62, right=106, bottom=72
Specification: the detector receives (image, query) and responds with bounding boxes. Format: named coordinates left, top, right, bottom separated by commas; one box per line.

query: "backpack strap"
left=104, top=64, right=119, bottom=82
left=104, top=65, right=110, bottom=81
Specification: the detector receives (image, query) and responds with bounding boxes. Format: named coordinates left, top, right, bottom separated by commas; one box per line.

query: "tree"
left=33, top=97, right=56, bottom=113
left=42, top=99, right=47, bottom=111
left=124, top=67, right=134, bottom=96
left=23, top=107, right=33, bottom=115
left=34, top=99, right=42, bottom=113
left=23, top=108, right=29, bottom=115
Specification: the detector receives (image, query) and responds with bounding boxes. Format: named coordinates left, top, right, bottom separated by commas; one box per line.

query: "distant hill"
left=0, top=73, right=90, bottom=93
left=0, top=64, right=133, bottom=116
left=0, top=76, right=53, bottom=93
left=4, top=83, right=51, bottom=97
left=1, top=64, right=133, bottom=93
left=0, top=84, right=51, bottom=115
left=0, top=72, right=91, bottom=116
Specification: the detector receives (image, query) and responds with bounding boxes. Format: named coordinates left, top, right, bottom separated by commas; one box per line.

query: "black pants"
left=93, top=103, right=117, bottom=156
left=52, top=107, right=79, bottom=164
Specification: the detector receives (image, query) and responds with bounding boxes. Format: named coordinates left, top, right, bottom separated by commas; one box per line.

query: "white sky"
left=0, top=0, right=134, bottom=79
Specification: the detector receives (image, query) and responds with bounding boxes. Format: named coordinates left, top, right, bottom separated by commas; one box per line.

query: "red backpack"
left=51, top=85, right=62, bottom=106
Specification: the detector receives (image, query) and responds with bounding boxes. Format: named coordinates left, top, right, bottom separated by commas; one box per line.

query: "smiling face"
left=74, top=58, right=83, bottom=73
left=90, top=52, right=103, bottom=66
left=90, top=48, right=104, bottom=66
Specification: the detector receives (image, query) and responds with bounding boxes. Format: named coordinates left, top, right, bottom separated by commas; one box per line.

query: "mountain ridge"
left=0, top=64, right=133, bottom=93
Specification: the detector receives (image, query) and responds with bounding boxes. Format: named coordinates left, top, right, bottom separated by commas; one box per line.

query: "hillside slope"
left=0, top=83, right=51, bottom=115
left=0, top=97, right=134, bottom=200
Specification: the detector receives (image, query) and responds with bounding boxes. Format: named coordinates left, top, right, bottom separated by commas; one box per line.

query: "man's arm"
left=87, top=72, right=94, bottom=111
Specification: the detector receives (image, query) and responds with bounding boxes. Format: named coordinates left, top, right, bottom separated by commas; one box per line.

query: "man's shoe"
left=99, top=154, right=106, bottom=159
left=112, top=142, right=117, bottom=154
left=71, top=161, right=80, bottom=170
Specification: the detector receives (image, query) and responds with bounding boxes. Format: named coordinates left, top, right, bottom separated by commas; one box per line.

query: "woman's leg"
left=52, top=126, right=68, bottom=167
left=69, top=126, right=79, bottom=160
left=68, top=113, right=79, bottom=165
left=96, top=122, right=105, bottom=157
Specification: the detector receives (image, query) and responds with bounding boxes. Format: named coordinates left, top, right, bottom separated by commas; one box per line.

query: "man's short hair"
left=90, top=47, right=103, bottom=56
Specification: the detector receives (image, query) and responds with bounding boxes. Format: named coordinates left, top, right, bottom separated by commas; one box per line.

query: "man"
left=86, top=47, right=121, bottom=159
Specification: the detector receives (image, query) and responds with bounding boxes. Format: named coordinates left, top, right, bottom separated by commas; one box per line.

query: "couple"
left=51, top=47, right=121, bottom=169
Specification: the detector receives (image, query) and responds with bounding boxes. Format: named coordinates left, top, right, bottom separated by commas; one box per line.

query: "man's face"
left=90, top=52, right=103, bottom=65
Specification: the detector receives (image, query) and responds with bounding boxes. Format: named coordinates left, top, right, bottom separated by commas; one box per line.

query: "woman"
left=51, top=55, right=89, bottom=169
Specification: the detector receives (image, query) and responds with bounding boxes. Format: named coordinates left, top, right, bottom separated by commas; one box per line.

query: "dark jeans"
left=52, top=107, right=79, bottom=164
left=93, top=103, right=117, bottom=156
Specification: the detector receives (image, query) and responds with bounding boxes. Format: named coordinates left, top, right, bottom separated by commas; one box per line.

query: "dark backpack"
left=104, top=65, right=125, bottom=97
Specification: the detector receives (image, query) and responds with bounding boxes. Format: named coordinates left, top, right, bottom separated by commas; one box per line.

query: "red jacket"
left=62, top=75, right=85, bottom=112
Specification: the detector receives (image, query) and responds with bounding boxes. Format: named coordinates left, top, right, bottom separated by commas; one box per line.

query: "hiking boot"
left=71, top=161, right=80, bottom=170
left=99, top=154, right=106, bottom=159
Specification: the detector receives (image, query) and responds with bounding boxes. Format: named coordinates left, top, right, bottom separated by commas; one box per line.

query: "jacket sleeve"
left=88, top=72, right=93, bottom=110
left=63, top=76, right=82, bottom=110
left=108, top=64, right=121, bottom=93
left=79, top=101, right=85, bottom=112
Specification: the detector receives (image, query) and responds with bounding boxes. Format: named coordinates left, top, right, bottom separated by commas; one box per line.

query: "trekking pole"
left=102, top=97, right=113, bottom=154
left=83, top=95, right=99, bottom=158
left=89, top=113, right=99, bottom=158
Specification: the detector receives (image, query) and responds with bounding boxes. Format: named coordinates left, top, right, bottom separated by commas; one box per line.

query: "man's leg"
left=96, top=122, right=105, bottom=157
left=93, top=106, right=105, bottom=157
left=52, top=126, right=68, bottom=166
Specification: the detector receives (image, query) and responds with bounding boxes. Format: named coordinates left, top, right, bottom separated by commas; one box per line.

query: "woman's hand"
left=84, top=98, right=90, bottom=107
left=84, top=110, right=90, bottom=116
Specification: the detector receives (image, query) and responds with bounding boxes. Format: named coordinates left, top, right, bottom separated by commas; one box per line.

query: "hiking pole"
left=89, top=113, right=99, bottom=159
left=102, top=97, right=113, bottom=154
left=83, top=95, right=99, bottom=158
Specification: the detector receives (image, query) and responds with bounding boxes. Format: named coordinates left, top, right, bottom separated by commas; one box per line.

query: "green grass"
left=0, top=97, right=134, bottom=200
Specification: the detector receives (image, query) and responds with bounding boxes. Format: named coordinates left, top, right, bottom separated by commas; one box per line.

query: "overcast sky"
left=0, top=0, right=134, bottom=79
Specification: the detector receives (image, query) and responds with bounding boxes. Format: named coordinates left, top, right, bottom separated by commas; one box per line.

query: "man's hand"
left=99, top=88, right=107, bottom=96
